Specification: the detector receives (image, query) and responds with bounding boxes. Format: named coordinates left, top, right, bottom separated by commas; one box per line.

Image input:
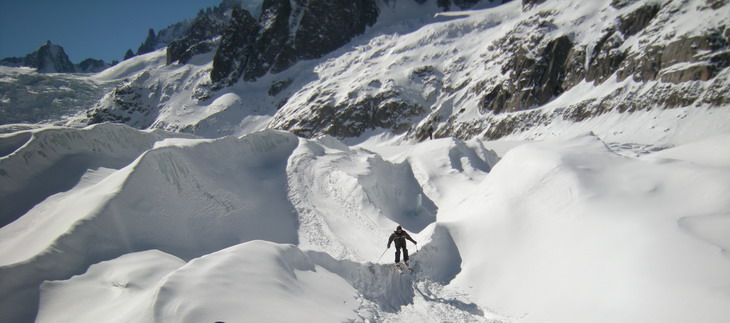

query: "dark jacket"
left=388, top=230, right=416, bottom=249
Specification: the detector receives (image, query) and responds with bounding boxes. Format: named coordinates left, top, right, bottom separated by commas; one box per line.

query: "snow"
left=91, top=49, right=168, bottom=82
left=2, top=120, right=729, bottom=322
left=443, top=134, right=730, bottom=322
left=1, top=0, right=730, bottom=322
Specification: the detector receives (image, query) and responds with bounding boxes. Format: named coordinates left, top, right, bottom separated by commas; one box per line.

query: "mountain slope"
left=1, top=1, right=730, bottom=321
left=71, top=0, right=729, bottom=145
left=0, top=41, right=112, bottom=73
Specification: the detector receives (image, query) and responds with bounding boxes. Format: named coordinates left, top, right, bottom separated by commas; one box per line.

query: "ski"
left=393, top=263, right=403, bottom=273
left=403, top=262, right=414, bottom=272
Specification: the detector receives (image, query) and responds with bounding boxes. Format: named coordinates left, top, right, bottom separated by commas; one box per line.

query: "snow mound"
left=148, top=241, right=358, bottom=323
left=38, top=233, right=473, bottom=323
left=91, top=49, right=168, bottom=82
left=289, top=135, right=438, bottom=261
left=0, top=123, right=176, bottom=227
left=37, top=250, right=185, bottom=323
left=37, top=242, right=359, bottom=323
left=0, top=129, right=301, bottom=321
left=642, top=133, right=730, bottom=168
left=2, top=124, right=729, bottom=322
left=446, top=133, right=730, bottom=323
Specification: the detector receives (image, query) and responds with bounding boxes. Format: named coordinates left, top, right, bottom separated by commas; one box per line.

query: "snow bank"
left=0, top=123, right=175, bottom=227
left=0, top=129, right=301, bottom=321
left=364, top=137, right=500, bottom=213
left=3, top=123, right=728, bottom=322
left=288, top=135, right=437, bottom=261
left=149, top=241, right=358, bottom=323
left=37, top=250, right=185, bottom=323
left=446, top=133, right=730, bottom=323
left=37, top=235, right=471, bottom=323
left=642, top=132, right=730, bottom=167
left=91, top=49, right=167, bottom=82
left=37, top=242, right=359, bottom=323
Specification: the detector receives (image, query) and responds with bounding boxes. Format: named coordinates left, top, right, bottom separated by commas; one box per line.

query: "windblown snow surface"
left=1, top=0, right=730, bottom=322
left=1, top=119, right=729, bottom=322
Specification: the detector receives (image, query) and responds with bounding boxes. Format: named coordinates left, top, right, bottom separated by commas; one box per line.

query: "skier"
left=427, top=124, right=434, bottom=140
left=387, top=225, right=417, bottom=267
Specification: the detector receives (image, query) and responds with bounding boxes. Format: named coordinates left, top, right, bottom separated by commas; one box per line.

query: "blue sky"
left=0, top=0, right=222, bottom=63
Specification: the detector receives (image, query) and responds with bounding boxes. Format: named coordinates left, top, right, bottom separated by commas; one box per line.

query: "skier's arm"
left=387, top=234, right=394, bottom=248
left=405, top=232, right=417, bottom=244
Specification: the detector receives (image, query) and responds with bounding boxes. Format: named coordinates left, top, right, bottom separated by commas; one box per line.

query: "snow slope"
left=1, top=0, right=729, bottom=321
left=444, top=134, right=730, bottom=322
left=1, top=121, right=729, bottom=322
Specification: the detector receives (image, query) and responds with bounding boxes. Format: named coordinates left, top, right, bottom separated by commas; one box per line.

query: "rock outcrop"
left=210, top=0, right=379, bottom=88
left=0, top=41, right=76, bottom=73
left=167, top=11, right=229, bottom=64
left=80, top=0, right=730, bottom=142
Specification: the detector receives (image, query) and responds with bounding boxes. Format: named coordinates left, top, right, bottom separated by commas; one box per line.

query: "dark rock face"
left=167, top=13, right=228, bottom=64
left=618, top=30, right=729, bottom=83
left=210, top=0, right=380, bottom=87
left=522, top=0, right=548, bottom=10
left=272, top=90, right=426, bottom=138
left=480, top=36, right=573, bottom=113
left=477, top=15, right=574, bottom=114
left=0, top=57, right=24, bottom=67
left=210, top=7, right=260, bottom=86
left=585, top=29, right=626, bottom=84
left=123, top=49, right=136, bottom=60
left=0, top=41, right=76, bottom=73
left=76, top=58, right=110, bottom=73
left=30, top=41, right=77, bottom=73
left=244, top=0, right=292, bottom=79
left=133, top=1, right=245, bottom=61
left=137, top=29, right=159, bottom=56
left=85, top=72, right=158, bottom=128
left=268, top=78, right=294, bottom=96
left=617, top=3, right=660, bottom=36
left=282, top=0, right=379, bottom=69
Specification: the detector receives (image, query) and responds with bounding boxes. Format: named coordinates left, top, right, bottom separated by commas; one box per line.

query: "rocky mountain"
left=76, top=0, right=729, bottom=143
left=270, top=0, right=730, bottom=141
left=209, top=0, right=380, bottom=87
left=0, top=41, right=76, bottom=73
left=129, top=0, right=248, bottom=61
left=77, top=58, right=113, bottom=73
left=0, top=41, right=111, bottom=74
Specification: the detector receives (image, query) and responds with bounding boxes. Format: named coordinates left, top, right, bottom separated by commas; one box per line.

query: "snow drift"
left=444, top=134, right=730, bottom=322
left=2, top=121, right=729, bottom=322
left=0, top=124, right=491, bottom=321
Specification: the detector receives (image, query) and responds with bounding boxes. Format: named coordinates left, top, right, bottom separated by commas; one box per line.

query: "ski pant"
left=395, top=246, right=409, bottom=263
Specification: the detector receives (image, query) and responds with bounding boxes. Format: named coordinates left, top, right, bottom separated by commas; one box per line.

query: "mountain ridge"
left=71, top=0, right=729, bottom=144
left=0, top=41, right=112, bottom=74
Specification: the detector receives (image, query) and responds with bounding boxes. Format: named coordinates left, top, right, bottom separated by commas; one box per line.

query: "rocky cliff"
left=0, top=41, right=112, bottom=73
left=81, top=0, right=730, bottom=142
left=0, top=41, right=76, bottom=73
left=209, top=0, right=381, bottom=88
left=270, top=0, right=730, bottom=141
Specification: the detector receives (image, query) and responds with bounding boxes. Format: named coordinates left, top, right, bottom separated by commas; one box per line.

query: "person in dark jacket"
left=387, top=225, right=417, bottom=264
